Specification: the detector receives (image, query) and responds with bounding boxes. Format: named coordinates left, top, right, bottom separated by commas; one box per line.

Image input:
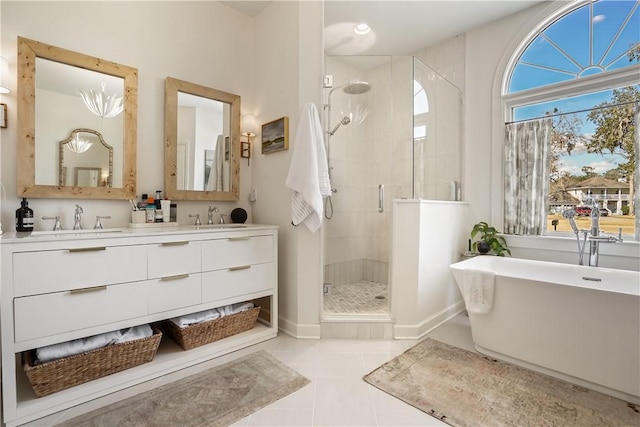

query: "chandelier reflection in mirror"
left=67, top=133, right=93, bottom=154
left=78, top=82, right=123, bottom=119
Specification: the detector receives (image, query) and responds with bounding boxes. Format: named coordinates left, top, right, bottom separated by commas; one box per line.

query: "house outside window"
left=503, top=0, right=639, bottom=239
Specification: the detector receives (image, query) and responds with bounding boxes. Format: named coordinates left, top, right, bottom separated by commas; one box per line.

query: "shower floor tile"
left=324, top=281, right=389, bottom=315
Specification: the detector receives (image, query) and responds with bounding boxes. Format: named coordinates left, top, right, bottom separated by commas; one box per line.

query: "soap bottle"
left=16, top=198, right=34, bottom=232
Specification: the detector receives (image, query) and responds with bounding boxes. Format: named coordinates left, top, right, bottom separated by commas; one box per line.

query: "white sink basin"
left=30, top=229, right=124, bottom=236
left=193, top=224, right=248, bottom=230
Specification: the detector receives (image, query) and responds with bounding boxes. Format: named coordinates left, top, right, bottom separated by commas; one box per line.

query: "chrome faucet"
left=563, top=198, right=622, bottom=267
left=73, top=204, right=84, bottom=230
left=42, top=216, right=62, bottom=231
left=189, top=213, right=202, bottom=226
left=94, top=215, right=111, bottom=229
left=219, top=213, right=228, bottom=224
left=208, top=206, right=219, bottom=225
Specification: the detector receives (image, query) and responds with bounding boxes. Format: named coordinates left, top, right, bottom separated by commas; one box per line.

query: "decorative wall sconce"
left=0, top=56, right=10, bottom=94
left=1, top=56, right=10, bottom=128
left=242, top=113, right=257, bottom=166
left=0, top=104, right=6, bottom=128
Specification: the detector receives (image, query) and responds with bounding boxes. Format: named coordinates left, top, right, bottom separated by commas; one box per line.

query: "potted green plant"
left=471, top=221, right=511, bottom=257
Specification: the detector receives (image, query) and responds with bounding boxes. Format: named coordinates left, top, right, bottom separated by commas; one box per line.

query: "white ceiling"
left=222, top=0, right=547, bottom=55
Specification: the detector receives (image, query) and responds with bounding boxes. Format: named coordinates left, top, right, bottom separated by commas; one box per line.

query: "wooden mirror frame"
left=17, top=37, right=137, bottom=199
left=164, top=77, right=240, bottom=201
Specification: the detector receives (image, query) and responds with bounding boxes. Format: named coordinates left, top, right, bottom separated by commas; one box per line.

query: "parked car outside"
left=600, top=207, right=612, bottom=216
left=575, top=206, right=592, bottom=216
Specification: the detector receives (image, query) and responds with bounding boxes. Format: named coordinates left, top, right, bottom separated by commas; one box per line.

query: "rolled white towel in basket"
left=170, top=302, right=255, bottom=328
left=35, top=324, right=153, bottom=364
left=169, top=308, right=222, bottom=328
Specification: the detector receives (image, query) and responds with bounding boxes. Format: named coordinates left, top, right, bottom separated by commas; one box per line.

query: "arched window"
left=503, top=0, right=639, bottom=239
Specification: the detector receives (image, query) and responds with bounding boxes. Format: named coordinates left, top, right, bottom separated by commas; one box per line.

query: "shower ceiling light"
left=354, top=23, right=371, bottom=35
left=78, top=82, right=124, bottom=119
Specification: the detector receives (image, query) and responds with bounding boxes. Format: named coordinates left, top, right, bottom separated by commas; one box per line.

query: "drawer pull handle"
left=228, top=237, right=250, bottom=241
left=160, top=274, right=190, bottom=281
left=68, top=285, right=107, bottom=295
left=228, top=265, right=251, bottom=272
left=161, top=241, right=189, bottom=246
left=68, top=247, right=106, bottom=253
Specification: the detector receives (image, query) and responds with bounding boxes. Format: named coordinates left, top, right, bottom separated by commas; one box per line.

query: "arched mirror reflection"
left=165, top=77, right=240, bottom=201
left=17, top=37, right=137, bottom=199
left=59, top=129, right=113, bottom=187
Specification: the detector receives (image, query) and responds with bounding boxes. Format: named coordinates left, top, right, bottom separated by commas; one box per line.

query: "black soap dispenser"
left=16, top=198, right=34, bottom=232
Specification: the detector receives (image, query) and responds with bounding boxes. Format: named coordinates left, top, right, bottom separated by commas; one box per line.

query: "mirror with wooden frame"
left=59, top=129, right=113, bottom=188
left=17, top=37, right=137, bottom=199
left=164, top=77, right=240, bottom=201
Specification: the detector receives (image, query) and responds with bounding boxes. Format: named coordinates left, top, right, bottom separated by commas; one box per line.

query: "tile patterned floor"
left=33, top=314, right=474, bottom=427
left=324, top=281, right=389, bottom=315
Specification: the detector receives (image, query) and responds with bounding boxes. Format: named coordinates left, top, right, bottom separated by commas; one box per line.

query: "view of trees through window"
left=506, top=0, right=639, bottom=238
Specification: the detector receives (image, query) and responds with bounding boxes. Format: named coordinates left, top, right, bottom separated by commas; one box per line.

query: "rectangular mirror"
left=165, top=77, right=240, bottom=201
left=17, top=37, right=137, bottom=199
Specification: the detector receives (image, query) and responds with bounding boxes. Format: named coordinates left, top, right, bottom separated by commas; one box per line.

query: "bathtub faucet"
left=563, top=200, right=622, bottom=267
left=586, top=199, right=623, bottom=267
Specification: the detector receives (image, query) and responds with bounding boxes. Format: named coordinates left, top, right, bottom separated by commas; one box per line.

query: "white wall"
left=391, top=200, right=468, bottom=339
left=253, top=1, right=324, bottom=338
left=0, top=1, right=254, bottom=230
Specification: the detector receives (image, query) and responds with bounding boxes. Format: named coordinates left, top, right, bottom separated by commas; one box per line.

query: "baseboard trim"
left=278, top=316, right=321, bottom=339
left=393, top=300, right=466, bottom=340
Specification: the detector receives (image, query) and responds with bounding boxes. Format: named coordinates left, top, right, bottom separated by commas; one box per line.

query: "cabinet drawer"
left=148, top=273, right=201, bottom=314
left=13, top=245, right=147, bottom=297
left=14, top=281, right=148, bottom=343
left=148, top=240, right=201, bottom=279
left=202, top=262, right=275, bottom=303
left=202, top=235, right=273, bottom=271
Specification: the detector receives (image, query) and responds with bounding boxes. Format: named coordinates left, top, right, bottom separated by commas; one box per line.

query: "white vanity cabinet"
left=0, top=225, right=278, bottom=427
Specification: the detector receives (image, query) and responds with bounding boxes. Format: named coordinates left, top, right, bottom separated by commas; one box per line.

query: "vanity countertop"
left=0, top=223, right=276, bottom=244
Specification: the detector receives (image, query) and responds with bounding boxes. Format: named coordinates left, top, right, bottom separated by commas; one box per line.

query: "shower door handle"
left=378, top=184, right=384, bottom=213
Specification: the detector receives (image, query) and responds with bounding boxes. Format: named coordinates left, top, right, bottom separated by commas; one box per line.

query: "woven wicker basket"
left=165, top=306, right=260, bottom=350
left=23, top=327, right=162, bottom=398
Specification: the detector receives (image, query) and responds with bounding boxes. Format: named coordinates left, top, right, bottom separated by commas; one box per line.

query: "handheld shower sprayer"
left=562, top=209, right=579, bottom=234
left=328, top=116, right=351, bottom=136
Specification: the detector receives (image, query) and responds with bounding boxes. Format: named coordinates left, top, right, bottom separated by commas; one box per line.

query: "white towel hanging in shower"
left=285, top=103, right=331, bottom=232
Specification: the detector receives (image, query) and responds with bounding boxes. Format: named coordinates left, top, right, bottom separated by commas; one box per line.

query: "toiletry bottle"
left=138, top=193, right=148, bottom=210
left=16, top=198, right=34, bottom=232
left=155, top=190, right=162, bottom=209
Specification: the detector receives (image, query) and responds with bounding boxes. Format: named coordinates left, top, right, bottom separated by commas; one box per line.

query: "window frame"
left=501, top=0, right=640, bottom=241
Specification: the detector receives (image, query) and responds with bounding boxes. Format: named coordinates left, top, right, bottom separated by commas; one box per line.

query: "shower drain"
left=375, top=295, right=386, bottom=300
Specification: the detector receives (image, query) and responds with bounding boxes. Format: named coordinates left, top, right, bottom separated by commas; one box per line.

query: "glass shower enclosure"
left=322, top=55, right=462, bottom=319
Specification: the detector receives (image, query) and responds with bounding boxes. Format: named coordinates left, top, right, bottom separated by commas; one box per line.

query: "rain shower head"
left=328, top=116, right=351, bottom=136
left=343, top=80, right=371, bottom=95
left=328, top=80, right=372, bottom=97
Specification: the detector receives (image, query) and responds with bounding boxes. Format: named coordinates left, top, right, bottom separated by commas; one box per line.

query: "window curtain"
left=504, top=118, right=553, bottom=235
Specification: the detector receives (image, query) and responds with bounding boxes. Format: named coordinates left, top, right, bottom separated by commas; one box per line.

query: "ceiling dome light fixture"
left=67, top=133, right=93, bottom=154
left=78, top=82, right=124, bottom=119
left=354, top=23, right=371, bottom=35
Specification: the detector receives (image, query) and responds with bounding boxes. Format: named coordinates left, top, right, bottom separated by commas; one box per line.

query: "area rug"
left=60, top=350, right=310, bottom=427
left=363, top=338, right=639, bottom=427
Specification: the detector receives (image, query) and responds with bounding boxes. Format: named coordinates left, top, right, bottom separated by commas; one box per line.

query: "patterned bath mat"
left=60, top=350, right=310, bottom=427
left=363, top=338, right=638, bottom=426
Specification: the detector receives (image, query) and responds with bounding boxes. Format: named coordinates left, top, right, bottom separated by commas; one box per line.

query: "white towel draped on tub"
left=462, top=269, right=496, bottom=314
left=35, top=324, right=153, bottom=364
left=285, top=103, right=331, bottom=232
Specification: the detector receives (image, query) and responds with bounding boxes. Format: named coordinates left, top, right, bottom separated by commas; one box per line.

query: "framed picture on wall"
left=261, top=116, right=289, bottom=154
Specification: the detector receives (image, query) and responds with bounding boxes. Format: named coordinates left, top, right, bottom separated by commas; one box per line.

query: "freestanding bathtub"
left=450, top=255, right=639, bottom=403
